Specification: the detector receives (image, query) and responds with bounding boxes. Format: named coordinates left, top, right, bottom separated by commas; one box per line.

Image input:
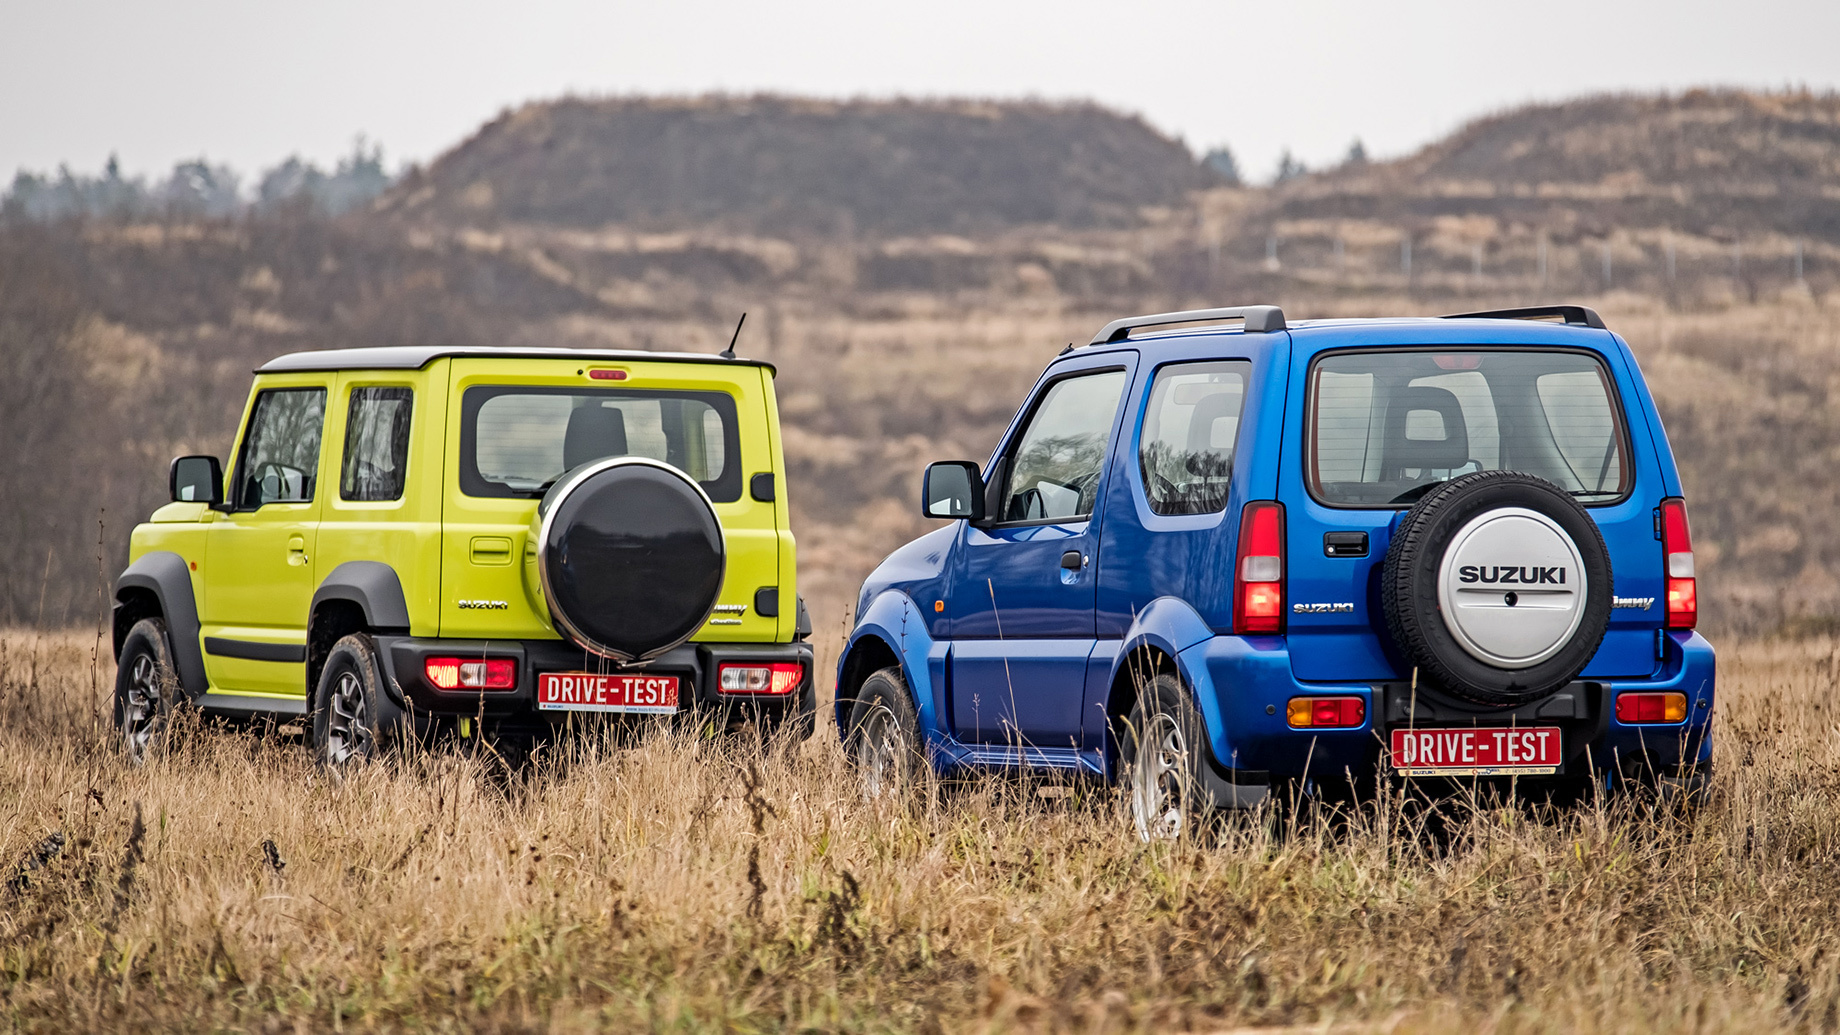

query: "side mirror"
left=170, top=455, right=224, bottom=507
left=922, top=461, right=984, bottom=522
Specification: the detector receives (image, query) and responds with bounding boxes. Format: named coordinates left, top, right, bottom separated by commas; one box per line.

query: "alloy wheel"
left=323, top=669, right=372, bottom=766
left=1130, top=711, right=1189, bottom=842
left=121, top=653, right=163, bottom=760
left=854, top=702, right=905, bottom=798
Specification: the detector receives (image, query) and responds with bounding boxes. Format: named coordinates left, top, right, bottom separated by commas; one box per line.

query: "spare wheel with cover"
left=535, top=457, right=726, bottom=663
left=1382, top=470, right=1611, bottom=706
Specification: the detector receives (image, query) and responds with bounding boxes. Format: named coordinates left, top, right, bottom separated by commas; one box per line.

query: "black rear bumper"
left=372, top=635, right=814, bottom=723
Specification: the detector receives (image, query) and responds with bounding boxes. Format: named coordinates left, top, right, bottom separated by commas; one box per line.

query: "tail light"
left=1233, top=501, right=1286, bottom=634
left=425, top=656, right=517, bottom=691
left=1660, top=497, right=1696, bottom=629
left=718, top=662, right=803, bottom=695
left=1616, top=691, right=1687, bottom=724
left=1286, top=695, right=1365, bottom=728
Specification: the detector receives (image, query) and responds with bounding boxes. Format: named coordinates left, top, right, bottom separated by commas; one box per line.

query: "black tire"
left=1382, top=470, right=1612, bottom=707
left=114, top=617, right=181, bottom=764
left=310, top=633, right=403, bottom=768
left=1120, top=673, right=1216, bottom=841
left=535, top=458, right=726, bottom=663
left=845, top=668, right=925, bottom=798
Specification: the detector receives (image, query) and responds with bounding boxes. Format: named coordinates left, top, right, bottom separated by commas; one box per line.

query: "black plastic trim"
left=373, top=636, right=812, bottom=716
left=257, top=345, right=775, bottom=376
left=311, top=561, right=412, bottom=631
left=204, top=637, right=307, bottom=663
left=750, top=472, right=776, bottom=502
left=113, top=551, right=208, bottom=696
left=1443, top=305, right=1607, bottom=330
left=754, top=587, right=780, bottom=617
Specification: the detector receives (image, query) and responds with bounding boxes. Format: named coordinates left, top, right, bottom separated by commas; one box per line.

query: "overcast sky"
left=4, top=0, right=1837, bottom=188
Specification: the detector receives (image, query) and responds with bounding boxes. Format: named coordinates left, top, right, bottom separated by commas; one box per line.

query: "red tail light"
left=717, top=662, right=803, bottom=695
left=425, top=656, right=517, bottom=691
left=1286, top=695, right=1365, bottom=728
left=1234, top=501, right=1286, bottom=635
left=1660, top=498, right=1696, bottom=630
left=1615, top=691, right=1687, bottom=724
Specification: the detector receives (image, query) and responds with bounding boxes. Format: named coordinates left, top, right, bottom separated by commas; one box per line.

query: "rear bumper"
left=1181, top=629, right=1716, bottom=785
left=372, top=635, right=814, bottom=723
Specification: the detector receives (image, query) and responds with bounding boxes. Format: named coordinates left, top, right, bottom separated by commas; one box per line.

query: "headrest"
left=1184, top=390, right=1241, bottom=455
left=1383, top=385, right=1470, bottom=473
left=563, top=404, right=629, bottom=470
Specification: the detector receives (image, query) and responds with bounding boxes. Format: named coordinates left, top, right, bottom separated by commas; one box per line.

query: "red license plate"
left=537, top=672, right=680, bottom=714
left=1389, top=726, right=1562, bottom=776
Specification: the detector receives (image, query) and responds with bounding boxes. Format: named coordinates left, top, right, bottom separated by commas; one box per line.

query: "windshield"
left=1308, top=349, right=1630, bottom=506
left=459, top=386, right=741, bottom=501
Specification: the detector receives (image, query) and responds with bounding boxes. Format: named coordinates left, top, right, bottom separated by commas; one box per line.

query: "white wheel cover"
left=1436, top=507, right=1589, bottom=669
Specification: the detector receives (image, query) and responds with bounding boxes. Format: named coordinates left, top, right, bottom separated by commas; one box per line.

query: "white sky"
left=4, top=0, right=1837, bottom=187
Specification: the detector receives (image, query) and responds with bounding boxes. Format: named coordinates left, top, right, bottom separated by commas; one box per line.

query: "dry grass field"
left=0, top=628, right=1835, bottom=1032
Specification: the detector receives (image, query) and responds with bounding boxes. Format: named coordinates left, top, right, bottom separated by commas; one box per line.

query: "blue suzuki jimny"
left=835, top=304, right=1714, bottom=836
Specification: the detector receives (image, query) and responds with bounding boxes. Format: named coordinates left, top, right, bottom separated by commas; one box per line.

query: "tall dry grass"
left=0, top=628, right=1835, bottom=1031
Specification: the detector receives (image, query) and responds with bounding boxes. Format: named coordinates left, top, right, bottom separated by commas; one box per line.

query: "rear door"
left=439, top=358, right=780, bottom=644
left=1285, top=342, right=1660, bottom=682
left=943, top=355, right=1135, bottom=747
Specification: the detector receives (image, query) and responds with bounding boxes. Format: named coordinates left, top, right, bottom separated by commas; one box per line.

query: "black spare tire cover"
left=1381, top=470, right=1611, bottom=707
left=536, top=458, right=725, bottom=662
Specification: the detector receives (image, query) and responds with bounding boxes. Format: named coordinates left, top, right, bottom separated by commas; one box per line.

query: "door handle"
left=287, top=535, right=308, bottom=565
left=1060, top=550, right=1086, bottom=571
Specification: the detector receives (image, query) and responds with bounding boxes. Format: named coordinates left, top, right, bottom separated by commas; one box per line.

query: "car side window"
left=1138, top=361, right=1250, bottom=516
left=999, top=369, right=1128, bottom=523
left=340, top=387, right=413, bottom=502
left=234, top=387, right=327, bottom=509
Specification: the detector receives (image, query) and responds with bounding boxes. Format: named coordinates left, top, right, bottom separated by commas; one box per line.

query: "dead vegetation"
left=0, top=629, right=1833, bottom=1031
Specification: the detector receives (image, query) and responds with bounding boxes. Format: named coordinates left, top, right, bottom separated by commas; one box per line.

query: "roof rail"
left=1087, top=305, right=1287, bottom=346
left=1441, top=305, right=1607, bottom=330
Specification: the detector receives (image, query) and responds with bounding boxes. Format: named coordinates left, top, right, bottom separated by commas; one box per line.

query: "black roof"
left=256, top=345, right=775, bottom=375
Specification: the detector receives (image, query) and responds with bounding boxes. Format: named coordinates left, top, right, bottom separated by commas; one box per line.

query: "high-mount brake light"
left=1661, top=498, right=1696, bottom=630
left=717, top=661, right=803, bottom=695
left=424, top=656, right=517, bottom=691
left=1286, top=695, right=1365, bottom=728
left=1233, top=501, right=1286, bottom=635
left=586, top=368, right=629, bottom=381
left=1433, top=354, right=1483, bottom=371
left=1616, top=691, right=1688, bottom=724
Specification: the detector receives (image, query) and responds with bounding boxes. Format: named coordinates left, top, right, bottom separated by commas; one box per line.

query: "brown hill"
left=1270, top=90, right=1840, bottom=238
left=378, top=95, right=1217, bottom=236
left=1231, top=90, right=1840, bottom=298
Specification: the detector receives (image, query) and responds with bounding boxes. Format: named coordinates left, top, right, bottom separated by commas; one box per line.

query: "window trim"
left=339, top=384, right=415, bottom=504
left=456, top=384, right=744, bottom=502
left=1133, top=358, right=1253, bottom=518
left=1302, top=345, right=1636, bottom=511
left=986, top=365, right=1131, bottom=529
left=230, top=385, right=329, bottom=513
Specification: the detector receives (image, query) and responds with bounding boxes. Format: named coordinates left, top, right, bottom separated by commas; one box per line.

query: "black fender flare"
left=311, top=561, right=412, bottom=632
left=114, top=551, right=207, bottom=697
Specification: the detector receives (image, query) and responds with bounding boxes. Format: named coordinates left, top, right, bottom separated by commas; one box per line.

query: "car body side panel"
left=1096, top=331, right=1290, bottom=639
left=200, top=370, right=333, bottom=698
left=843, top=589, right=946, bottom=744
left=313, top=364, right=445, bottom=639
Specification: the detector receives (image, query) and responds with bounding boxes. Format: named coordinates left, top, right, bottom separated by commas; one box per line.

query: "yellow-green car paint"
left=120, top=347, right=801, bottom=721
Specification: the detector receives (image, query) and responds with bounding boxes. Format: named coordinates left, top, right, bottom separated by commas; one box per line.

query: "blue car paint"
left=838, top=315, right=1717, bottom=791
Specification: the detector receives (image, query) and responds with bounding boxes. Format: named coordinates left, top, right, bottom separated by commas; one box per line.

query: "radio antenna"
left=720, top=312, right=747, bottom=359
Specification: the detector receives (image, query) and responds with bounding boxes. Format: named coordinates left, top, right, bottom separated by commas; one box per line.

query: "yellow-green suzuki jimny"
left=112, top=346, right=812, bottom=764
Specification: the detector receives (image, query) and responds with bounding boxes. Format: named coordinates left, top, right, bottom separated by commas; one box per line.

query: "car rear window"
left=1308, top=349, right=1630, bottom=507
left=459, top=386, right=741, bottom=501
